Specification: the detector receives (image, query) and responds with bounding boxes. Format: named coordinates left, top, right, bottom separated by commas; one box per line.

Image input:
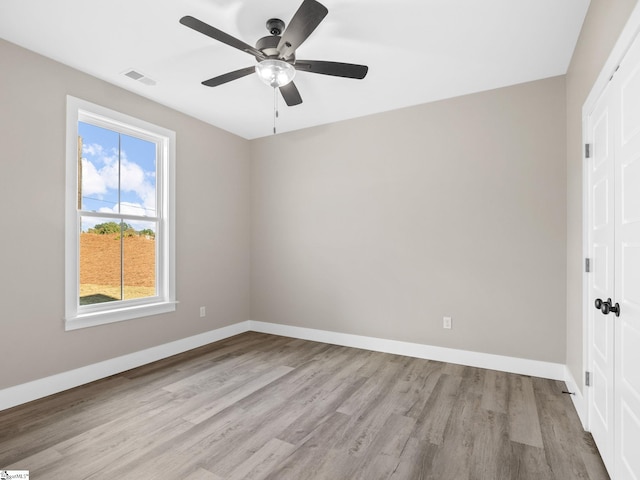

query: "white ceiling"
left=0, top=0, right=590, bottom=139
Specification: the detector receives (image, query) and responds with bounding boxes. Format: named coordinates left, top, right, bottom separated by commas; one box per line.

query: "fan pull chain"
left=273, top=87, right=279, bottom=135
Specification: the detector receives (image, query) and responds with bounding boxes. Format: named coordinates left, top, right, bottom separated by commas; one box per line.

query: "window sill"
left=65, top=301, right=177, bottom=331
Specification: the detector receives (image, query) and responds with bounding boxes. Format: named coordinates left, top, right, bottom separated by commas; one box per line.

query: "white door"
left=587, top=81, right=616, bottom=474
left=588, top=28, right=640, bottom=480
left=614, top=30, right=640, bottom=480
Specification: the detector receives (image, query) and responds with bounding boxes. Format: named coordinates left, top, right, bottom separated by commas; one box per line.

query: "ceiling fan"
left=179, top=0, right=368, bottom=107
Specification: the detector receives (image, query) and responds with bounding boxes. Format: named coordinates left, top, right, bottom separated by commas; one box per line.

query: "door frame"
left=581, top=2, right=640, bottom=431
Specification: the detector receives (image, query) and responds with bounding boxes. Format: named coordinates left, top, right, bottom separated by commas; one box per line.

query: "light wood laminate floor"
left=0, top=332, right=608, bottom=479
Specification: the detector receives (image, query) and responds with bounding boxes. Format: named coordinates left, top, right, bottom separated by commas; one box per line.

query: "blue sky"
left=79, top=121, right=157, bottom=232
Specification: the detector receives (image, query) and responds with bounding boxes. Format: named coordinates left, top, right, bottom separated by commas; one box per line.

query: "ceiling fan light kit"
left=179, top=0, right=368, bottom=109
left=255, top=59, right=296, bottom=88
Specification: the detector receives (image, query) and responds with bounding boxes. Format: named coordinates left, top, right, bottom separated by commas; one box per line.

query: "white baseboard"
left=1, top=319, right=570, bottom=412
left=564, top=365, right=587, bottom=428
left=249, top=321, right=567, bottom=381
left=0, top=321, right=250, bottom=412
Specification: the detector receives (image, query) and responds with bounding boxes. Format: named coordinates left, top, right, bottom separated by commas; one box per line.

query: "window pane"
left=80, top=217, right=122, bottom=305
left=78, top=124, right=157, bottom=217
left=78, top=122, right=120, bottom=212
left=123, top=220, right=157, bottom=300
left=120, top=134, right=157, bottom=217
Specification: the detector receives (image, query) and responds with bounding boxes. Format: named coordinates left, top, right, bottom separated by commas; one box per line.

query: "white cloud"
left=81, top=158, right=107, bottom=196
left=82, top=143, right=104, bottom=158
left=81, top=149, right=156, bottom=214
left=98, top=202, right=151, bottom=217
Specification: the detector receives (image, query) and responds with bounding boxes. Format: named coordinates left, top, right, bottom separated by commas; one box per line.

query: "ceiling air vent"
left=123, top=69, right=156, bottom=86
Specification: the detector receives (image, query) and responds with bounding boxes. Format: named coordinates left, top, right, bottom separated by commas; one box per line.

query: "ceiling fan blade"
left=180, top=16, right=265, bottom=60
left=295, top=60, right=368, bottom=79
left=279, top=82, right=303, bottom=106
left=202, top=66, right=256, bottom=87
left=277, top=0, right=328, bottom=59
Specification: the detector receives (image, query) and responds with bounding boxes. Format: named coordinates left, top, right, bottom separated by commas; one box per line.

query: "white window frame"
left=65, top=95, right=176, bottom=330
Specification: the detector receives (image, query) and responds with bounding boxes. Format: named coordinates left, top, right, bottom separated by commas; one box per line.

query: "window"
left=65, top=96, right=175, bottom=330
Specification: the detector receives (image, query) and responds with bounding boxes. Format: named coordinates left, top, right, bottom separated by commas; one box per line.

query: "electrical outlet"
left=200, top=306, right=206, bottom=317
left=443, top=316, right=452, bottom=329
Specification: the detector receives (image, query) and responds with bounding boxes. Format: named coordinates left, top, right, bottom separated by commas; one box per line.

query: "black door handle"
left=595, top=298, right=621, bottom=317
left=608, top=299, right=621, bottom=317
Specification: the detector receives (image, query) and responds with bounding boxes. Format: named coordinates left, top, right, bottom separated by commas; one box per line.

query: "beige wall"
left=565, top=0, right=639, bottom=393
left=0, top=39, right=251, bottom=389
left=250, top=76, right=567, bottom=363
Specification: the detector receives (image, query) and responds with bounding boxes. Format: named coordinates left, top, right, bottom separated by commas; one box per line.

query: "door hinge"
left=585, top=371, right=592, bottom=387
left=585, top=258, right=591, bottom=273
left=585, top=143, right=591, bottom=158
left=609, top=64, right=620, bottom=82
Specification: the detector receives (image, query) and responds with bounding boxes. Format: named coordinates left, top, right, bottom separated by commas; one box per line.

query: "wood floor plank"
left=0, top=378, right=173, bottom=465
left=184, top=468, right=224, bottom=480
left=262, top=411, right=353, bottom=480
left=184, top=365, right=294, bottom=424
left=161, top=348, right=273, bottom=393
left=515, top=377, right=607, bottom=480
left=507, top=374, right=544, bottom=448
left=424, top=378, right=482, bottom=480
left=349, top=413, right=416, bottom=480
left=403, top=365, right=444, bottom=419
left=410, top=373, right=462, bottom=445
left=49, top=415, right=191, bottom=479
left=0, top=332, right=609, bottom=479
left=510, top=441, right=555, bottom=480
left=173, top=365, right=349, bottom=476
left=336, top=356, right=404, bottom=416
left=481, top=369, right=509, bottom=414
left=468, top=410, right=512, bottom=480
left=389, top=437, right=439, bottom=480
left=124, top=406, right=249, bottom=478
left=333, top=365, right=416, bottom=457
left=226, top=438, right=296, bottom=480
left=533, top=380, right=607, bottom=480
left=187, top=364, right=359, bottom=476
left=275, top=375, right=368, bottom=445
left=5, top=445, right=63, bottom=472
left=112, top=452, right=215, bottom=480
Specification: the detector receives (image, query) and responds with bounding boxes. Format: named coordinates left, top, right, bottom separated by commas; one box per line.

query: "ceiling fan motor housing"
left=256, top=34, right=294, bottom=61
